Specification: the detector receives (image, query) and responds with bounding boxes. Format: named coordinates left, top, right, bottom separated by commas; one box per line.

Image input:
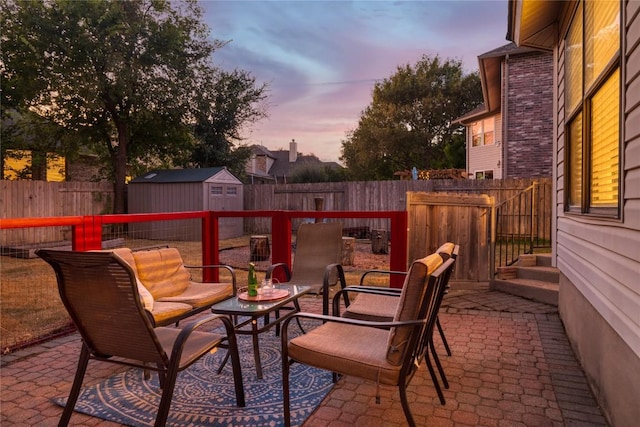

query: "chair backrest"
left=386, top=253, right=443, bottom=365
left=290, top=222, right=343, bottom=284
left=131, top=247, right=191, bottom=299
left=37, top=250, right=170, bottom=366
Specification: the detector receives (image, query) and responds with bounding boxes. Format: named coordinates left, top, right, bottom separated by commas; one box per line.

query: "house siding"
left=468, top=114, right=503, bottom=178
left=552, top=2, right=640, bottom=426
left=505, top=51, right=554, bottom=178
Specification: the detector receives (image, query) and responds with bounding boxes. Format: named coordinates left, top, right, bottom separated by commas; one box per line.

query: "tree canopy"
left=1, top=0, right=267, bottom=212
left=340, top=55, right=482, bottom=180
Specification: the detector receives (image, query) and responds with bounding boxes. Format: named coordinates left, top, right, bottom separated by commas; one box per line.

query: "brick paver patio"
left=1, top=288, right=609, bottom=426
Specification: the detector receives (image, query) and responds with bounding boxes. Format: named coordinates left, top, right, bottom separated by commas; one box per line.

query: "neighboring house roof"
left=248, top=143, right=342, bottom=182
left=453, top=104, right=492, bottom=125
left=251, top=144, right=276, bottom=159
left=454, top=42, right=546, bottom=124
left=478, top=42, right=543, bottom=114
left=268, top=151, right=323, bottom=177
left=130, top=167, right=240, bottom=184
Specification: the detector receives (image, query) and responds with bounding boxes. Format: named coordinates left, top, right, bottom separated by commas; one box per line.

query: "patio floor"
left=1, top=287, right=609, bottom=426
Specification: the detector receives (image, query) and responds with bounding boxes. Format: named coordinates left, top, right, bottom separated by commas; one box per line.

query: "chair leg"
left=430, top=338, right=449, bottom=389
left=155, top=365, right=179, bottom=427
left=436, top=316, right=452, bottom=356
left=398, top=379, right=417, bottom=427
left=226, top=329, right=246, bottom=407
left=59, top=343, right=90, bottom=427
left=282, top=355, right=292, bottom=427
left=216, top=350, right=231, bottom=374
left=425, top=351, right=446, bottom=405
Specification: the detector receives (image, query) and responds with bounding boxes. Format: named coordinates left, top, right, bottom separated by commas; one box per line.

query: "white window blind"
left=585, top=0, right=619, bottom=91
left=590, top=69, right=619, bottom=207
left=565, top=1, right=583, bottom=115
left=568, top=113, right=583, bottom=208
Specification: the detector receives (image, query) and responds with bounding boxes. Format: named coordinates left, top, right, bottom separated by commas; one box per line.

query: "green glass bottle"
left=247, top=262, right=258, bottom=297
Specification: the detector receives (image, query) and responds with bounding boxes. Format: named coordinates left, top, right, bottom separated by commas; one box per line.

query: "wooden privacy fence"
left=407, top=192, right=494, bottom=282
left=0, top=181, right=114, bottom=245
left=243, top=179, right=551, bottom=236
left=1, top=178, right=551, bottom=254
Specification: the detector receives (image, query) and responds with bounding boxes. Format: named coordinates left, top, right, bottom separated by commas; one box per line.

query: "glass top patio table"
left=210, top=284, right=312, bottom=379
left=211, top=284, right=312, bottom=315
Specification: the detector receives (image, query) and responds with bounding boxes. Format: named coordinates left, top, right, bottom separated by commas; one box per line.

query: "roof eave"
left=507, top=0, right=564, bottom=50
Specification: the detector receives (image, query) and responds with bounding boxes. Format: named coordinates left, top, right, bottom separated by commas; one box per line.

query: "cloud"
left=201, top=0, right=509, bottom=162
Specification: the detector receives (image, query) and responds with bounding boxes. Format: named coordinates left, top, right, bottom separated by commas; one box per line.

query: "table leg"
left=293, top=299, right=306, bottom=334
left=251, top=317, right=263, bottom=379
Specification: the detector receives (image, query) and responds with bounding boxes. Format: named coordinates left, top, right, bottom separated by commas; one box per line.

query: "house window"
left=226, top=187, right=237, bottom=196
left=565, top=0, right=620, bottom=216
left=475, top=170, right=494, bottom=180
left=210, top=186, right=223, bottom=196
left=471, top=118, right=495, bottom=147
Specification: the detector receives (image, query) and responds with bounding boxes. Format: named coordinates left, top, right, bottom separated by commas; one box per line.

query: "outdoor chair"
left=334, top=243, right=459, bottom=404
left=102, top=246, right=238, bottom=327
left=36, top=249, right=245, bottom=427
left=281, top=255, right=456, bottom=427
left=265, top=221, right=346, bottom=316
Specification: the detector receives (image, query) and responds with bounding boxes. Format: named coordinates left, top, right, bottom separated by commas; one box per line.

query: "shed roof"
left=130, top=167, right=240, bottom=184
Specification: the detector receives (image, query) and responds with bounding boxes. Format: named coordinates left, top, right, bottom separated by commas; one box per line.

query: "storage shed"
left=128, top=167, right=243, bottom=241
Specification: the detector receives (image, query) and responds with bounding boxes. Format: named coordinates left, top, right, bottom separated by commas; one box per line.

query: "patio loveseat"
left=104, top=247, right=237, bottom=326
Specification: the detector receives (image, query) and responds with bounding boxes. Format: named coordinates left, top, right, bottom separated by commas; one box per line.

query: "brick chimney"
left=289, top=139, right=297, bottom=163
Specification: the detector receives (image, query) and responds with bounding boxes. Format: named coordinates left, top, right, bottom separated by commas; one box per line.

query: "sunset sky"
left=201, top=1, right=509, bottom=163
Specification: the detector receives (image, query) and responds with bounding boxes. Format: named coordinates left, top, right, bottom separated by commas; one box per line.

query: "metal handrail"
left=494, top=181, right=551, bottom=270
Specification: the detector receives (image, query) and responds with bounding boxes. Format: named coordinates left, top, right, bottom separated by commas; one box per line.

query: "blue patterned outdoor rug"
left=54, top=321, right=333, bottom=426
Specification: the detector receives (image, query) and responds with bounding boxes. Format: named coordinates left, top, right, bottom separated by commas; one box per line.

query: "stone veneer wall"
left=505, top=51, right=554, bottom=178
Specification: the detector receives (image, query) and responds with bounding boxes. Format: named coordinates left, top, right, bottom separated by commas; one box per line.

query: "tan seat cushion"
left=386, top=253, right=443, bottom=365
left=133, top=248, right=191, bottom=299
left=288, top=322, right=402, bottom=385
left=97, top=248, right=155, bottom=311
left=343, top=293, right=396, bottom=322
left=156, top=282, right=232, bottom=308
left=150, top=301, right=194, bottom=325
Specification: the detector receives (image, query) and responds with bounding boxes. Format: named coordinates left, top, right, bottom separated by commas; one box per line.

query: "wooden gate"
left=407, top=192, right=494, bottom=282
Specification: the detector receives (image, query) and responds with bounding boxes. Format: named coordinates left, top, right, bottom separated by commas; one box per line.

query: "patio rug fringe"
left=53, top=320, right=333, bottom=427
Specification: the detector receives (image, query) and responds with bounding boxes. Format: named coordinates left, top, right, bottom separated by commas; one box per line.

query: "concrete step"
left=493, top=278, right=559, bottom=306
left=535, top=253, right=552, bottom=267
left=517, top=265, right=560, bottom=282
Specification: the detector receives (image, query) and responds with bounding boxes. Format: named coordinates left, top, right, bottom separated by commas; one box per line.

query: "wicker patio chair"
left=36, top=249, right=245, bottom=427
left=332, top=243, right=459, bottom=405
left=281, top=256, right=456, bottom=427
left=265, top=221, right=346, bottom=316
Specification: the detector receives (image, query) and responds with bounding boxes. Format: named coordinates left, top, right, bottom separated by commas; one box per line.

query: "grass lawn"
left=1, top=235, right=387, bottom=352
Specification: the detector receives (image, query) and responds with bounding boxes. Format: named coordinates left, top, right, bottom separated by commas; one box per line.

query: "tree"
left=340, top=55, right=482, bottom=180
left=188, top=69, right=267, bottom=180
left=289, top=164, right=347, bottom=183
left=1, top=0, right=266, bottom=213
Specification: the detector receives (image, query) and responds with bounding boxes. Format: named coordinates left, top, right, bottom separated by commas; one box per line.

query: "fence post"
left=73, top=215, right=102, bottom=251
left=530, top=182, right=536, bottom=253
left=490, top=202, right=497, bottom=280
left=389, top=211, right=408, bottom=288
left=202, top=212, right=220, bottom=282
left=271, top=211, right=292, bottom=283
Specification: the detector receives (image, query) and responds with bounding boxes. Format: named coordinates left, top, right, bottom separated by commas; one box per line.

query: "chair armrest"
left=359, top=269, right=407, bottom=286
left=171, top=313, right=237, bottom=362
left=184, top=264, right=238, bottom=295
left=322, top=263, right=347, bottom=316
left=265, top=263, right=292, bottom=282
left=281, top=311, right=428, bottom=343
